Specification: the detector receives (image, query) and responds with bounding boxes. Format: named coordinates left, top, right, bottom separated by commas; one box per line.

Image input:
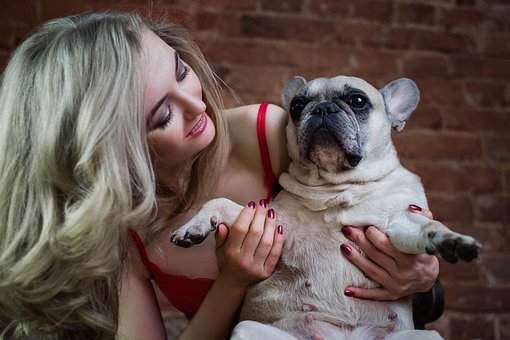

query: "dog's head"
left=281, top=76, right=420, bottom=173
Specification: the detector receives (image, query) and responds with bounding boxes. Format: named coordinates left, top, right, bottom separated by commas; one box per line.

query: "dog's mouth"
left=298, top=103, right=364, bottom=170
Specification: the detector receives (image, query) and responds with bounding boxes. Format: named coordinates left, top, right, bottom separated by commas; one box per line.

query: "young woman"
left=0, top=12, right=438, bottom=340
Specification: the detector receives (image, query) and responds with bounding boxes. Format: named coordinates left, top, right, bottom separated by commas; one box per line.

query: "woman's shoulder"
left=224, top=103, right=290, bottom=177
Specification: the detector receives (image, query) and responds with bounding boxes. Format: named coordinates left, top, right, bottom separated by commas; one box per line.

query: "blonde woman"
left=0, top=12, right=439, bottom=340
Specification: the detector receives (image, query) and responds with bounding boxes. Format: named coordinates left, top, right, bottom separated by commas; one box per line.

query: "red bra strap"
left=257, top=102, right=278, bottom=202
left=128, top=229, right=151, bottom=266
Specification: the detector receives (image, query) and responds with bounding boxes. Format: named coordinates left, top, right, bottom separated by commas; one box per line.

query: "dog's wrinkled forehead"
left=303, top=76, right=380, bottom=100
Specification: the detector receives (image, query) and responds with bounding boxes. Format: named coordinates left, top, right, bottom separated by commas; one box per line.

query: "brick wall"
left=1, top=0, right=509, bottom=339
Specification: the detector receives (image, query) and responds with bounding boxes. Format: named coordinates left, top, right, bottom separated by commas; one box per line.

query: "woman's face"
left=143, top=31, right=215, bottom=175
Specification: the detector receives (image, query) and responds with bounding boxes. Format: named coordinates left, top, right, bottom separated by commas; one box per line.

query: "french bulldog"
left=171, top=75, right=481, bottom=339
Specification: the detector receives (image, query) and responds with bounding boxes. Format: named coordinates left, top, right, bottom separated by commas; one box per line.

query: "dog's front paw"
left=170, top=216, right=220, bottom=248
left=425, top=231, right=481, bottom=263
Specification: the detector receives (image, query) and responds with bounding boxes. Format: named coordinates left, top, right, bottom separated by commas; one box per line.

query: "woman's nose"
left=176, top=90, right=206, bottom=119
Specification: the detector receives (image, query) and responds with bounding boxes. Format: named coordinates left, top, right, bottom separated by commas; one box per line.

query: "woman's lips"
left=186, top=113, right=207, bottom=138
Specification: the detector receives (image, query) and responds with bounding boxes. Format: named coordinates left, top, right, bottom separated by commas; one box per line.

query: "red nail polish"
left=409, top=204, right=422, bottom=212
left=341, top=226, right=351, bottom=237
left=259, top=199, right=267, bottom=207
left=340, top=244, right=352, bottom=255
left=277, top=224, right=283, bottom=235
left=268, top=209, right=275, bottom=219
left=344, top=289, right=355, bottom=297
left=248, top=201, right=256, bottom=209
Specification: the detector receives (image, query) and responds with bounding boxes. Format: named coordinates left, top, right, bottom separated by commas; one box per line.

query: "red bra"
left=130, top=102, right=279, bottom=318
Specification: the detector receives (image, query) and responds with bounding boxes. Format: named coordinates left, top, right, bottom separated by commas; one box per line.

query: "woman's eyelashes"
left=155, top=105, right=173, bottom=130
left=178, top=63, right=190, bottom=82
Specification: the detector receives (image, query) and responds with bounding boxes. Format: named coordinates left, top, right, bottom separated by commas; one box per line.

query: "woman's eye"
left=156, top=105, right=173, bottom=129
left=178, top=64, right=190, bottom=82
left=348, top=94, right=368, bottom=109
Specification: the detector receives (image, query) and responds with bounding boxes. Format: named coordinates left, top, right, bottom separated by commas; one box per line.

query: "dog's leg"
left=231, top=321, right=299, bottom=340
left=387, top=213, right=481, bottom=263
left=170, top=198, right=243, bottom=248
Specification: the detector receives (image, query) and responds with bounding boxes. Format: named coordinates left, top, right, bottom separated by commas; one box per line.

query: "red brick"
left=443, top=284, right=510, bottom=312
left=39, top=0, right=91, bottom=22
left=335, top=21, right=385, bottom=47
left=223, top=65, right=290, bottom=100
left=476, top=194, right=510, bottom=222
left=181, top=0, right=257, bottom=11
left=449, top=315, right=495, bottom=340
left=407, top=105, right=442, bottom=130
left=0, top=23, right=15, bottom=49
left=439, top=7, right=485, bottom=30
left=501, top=316, right=510, bottom=340
left=240, top=15, right=335, bottom=42
left=397, top=2, right=436, bottom=26
left=393, top=132, right=482, bottom=161
left=426, top=193, right=474, bottom=222
left=195, top=10, right=241, bottom=36
left=351, top=0, right=394, bottom=24
left=408, top=163, right=500, bottom=194
left=261, top=0, right=303, bottom=13
left=402, top=54, right=450, bottom=78
left=479, top=254, right=510, bottom=282
left=439, top=260, right=479, bottom=281
left=415, top=79, right=466, bottom=106
left=0, top=0, right=38, bottom=24
left=443, top=107, right=510, bottom=133
left=485, top=136, right=510, bottom=162
left=464, top=81, right=510, bottom=107
left=346, top=49, right=401, bottom=79
left=452, top=56, right=510, bottom=79
left=482, top=33, right=510, bottom=58
left=387, top=28, right=475, bottom=53
left=311, top=45, right=353, bottom=74
left=309, top=0, right=351, bottom=16
left=201, top=39, right=313, bottom=67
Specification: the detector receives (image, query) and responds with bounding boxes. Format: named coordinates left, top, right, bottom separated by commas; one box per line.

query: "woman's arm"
left=117, top=256, right=167, bottom=340
left=179, top=201, right=284, bottom=340
left=341, top=205, right=439, bottom=300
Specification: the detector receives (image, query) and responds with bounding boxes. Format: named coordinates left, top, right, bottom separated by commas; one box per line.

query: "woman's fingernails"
left=340, top=244, right=352, bottom=255
left=409, top=204, right=422, bottom=212
left=344, top=289, right=355, bottom=297
left=341, top=226, right=352, bottom=237
left=268, top=208, right=275, bottom=219
left=259, top=199, right=267, bottom=207
left=248, top=201, right=256, bottom=209
left=277, top=224, right=283, bottom=235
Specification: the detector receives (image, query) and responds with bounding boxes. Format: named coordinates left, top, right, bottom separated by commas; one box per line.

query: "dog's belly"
left=239, top=193, right=414, bottom=335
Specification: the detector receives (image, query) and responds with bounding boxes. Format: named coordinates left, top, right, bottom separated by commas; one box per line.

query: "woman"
left=0, top=12, right=438, bottom=340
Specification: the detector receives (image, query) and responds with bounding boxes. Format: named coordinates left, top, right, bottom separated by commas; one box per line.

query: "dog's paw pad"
left=431, top=232, right=481, bottom=263
left=170, top=226, right=211, bottom=248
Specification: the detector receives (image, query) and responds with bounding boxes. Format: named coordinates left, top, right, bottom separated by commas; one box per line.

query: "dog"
left=170, top=75, right=481, bottom=339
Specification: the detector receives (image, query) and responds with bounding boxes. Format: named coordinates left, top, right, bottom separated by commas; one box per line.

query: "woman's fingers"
left=225, top=201, right=257, bottom=249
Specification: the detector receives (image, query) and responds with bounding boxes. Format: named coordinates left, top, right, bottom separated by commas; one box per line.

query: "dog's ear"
left=281, top=76, right=307, bottom=111
left=379, top=78, right=420, bottom=132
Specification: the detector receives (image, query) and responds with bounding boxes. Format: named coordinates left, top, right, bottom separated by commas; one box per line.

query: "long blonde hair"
left=0, top=12, right=227, bottom=339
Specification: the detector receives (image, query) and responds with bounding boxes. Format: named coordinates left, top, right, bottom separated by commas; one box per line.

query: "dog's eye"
left=289, top=97, right=306, bottom=120
left=348, top=94, right=368, bottom=109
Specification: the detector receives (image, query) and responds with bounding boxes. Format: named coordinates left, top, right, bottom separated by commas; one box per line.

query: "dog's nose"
left=312, top=102, right=340, bottom=116
left=346, top=154, right=362, bottom=167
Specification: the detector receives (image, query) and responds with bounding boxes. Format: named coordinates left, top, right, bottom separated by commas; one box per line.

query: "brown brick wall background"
left=1, top=0, right=509, bottom=339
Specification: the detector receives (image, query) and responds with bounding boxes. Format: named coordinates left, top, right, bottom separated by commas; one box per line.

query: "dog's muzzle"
left=298, top=101, right=364, bottom=168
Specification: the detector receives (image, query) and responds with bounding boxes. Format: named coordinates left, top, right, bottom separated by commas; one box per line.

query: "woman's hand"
left=214, top=199, right=284, bottom=288
left=341, top=204, right=439, bottom=301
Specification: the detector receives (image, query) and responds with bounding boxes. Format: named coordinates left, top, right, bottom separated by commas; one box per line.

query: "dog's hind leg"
left=231, top=321, right=299, bottom=340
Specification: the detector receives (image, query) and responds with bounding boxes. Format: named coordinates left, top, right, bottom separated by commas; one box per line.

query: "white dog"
left=171, top=76, right=481, bottom=339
